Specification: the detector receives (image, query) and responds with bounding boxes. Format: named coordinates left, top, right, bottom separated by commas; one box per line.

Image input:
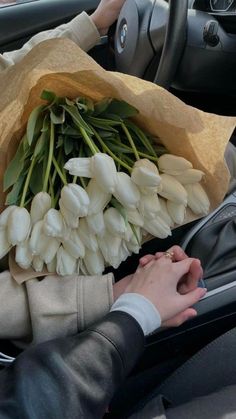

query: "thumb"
left=181, top=287, right=207, bottom=310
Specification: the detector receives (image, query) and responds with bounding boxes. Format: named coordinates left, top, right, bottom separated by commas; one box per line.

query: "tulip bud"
left=64, top=157, right=92, bottom=177
left=87, top=212, right=106, bottom=236
left=0, top=229, right=11, bottom=259
left=41, top=237, right=60, bottom=265
left=8, top=207, right=31, bottom=246
left=59, top=199, right=79, bottom=229
left=167, top=201, right=186, bottom=225
left=0, top=206, right=17, bottom=230
left=139, top=193, right=161, bottom=219
left=143, top=216, right=172, bottom=239
left=125, top=225, right=142, bottom=254
left=114, top=172, right=140, bottom=209
left=104, top=207, right=126, bottom=237
left=32, top=256, right=44, bottom=273
left=63, top=230, right=85, bottom=259
left=30, top=192, right=51, bottom=225
left=78, top=219, right=98, bottom=252
left=43, top=209, right=66, bottom=239
left=158, top=154, right=193, bottom=175
left=47, top=257, right=57, bottom=274
left=98, top=232, right=122, bottom=268
left=185, top=183, right=210, bottom=215
left=61, top=184, right=90, bottom=218
left=131, top=159, right=161, bottom=188
left=126, top=208, right=144, bottom=227
left=15, top=242, right=33, bottom=270
left=29, top=220, right=44, bottom=255
left=56, top=246, right=77, bottom=276
left=86, top=179, right=111, bottom=216
left=159, top=198, right=174, bottom=227
left=91, top=153, right=118, bottom=193
left=119, top=241, right=131, bottom=263
left=158, top=174, right=188, bottom=206
left=139, top=185, right=162, bottom=196
left=175, top=169, right=205, bottom=185
left=84, top=249, right=105, bottom=275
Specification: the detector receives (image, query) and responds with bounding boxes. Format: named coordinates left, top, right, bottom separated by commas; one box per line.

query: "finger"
left=180, top=287, right=207, bottom=310
left=163, top=308, right=197, bottom=328
left=179, top=259, right=203, bottom=294
left=173, top=258, right=201, bottom=282
left=139, top=254, right=155, bottom=267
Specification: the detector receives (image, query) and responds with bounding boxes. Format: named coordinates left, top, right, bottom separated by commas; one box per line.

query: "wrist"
left=90, top=12, right=108, bottom=36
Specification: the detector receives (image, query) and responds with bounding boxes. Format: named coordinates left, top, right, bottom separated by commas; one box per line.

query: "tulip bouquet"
left=0, top=90, right=210, bottom=276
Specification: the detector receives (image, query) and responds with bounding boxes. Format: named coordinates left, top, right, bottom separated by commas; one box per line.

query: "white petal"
left=63, top=230, right=85, bottom=259
left=104, top=207, right=126, bottom=237
left=91, top=153, right=118, bottom=193
left=8, top=207, right=31, bottom=246
left=30, top=192, right=51, bottom=225
left=0, top=206, right=17, bottom=230
left=61, top=184, right=89, bottom=218
left=64, top=157, right=92, bottom=177
left=158, top=154, right=192, bottom=175
left=59, top=200, right=79, bottom=229
left=131, top=159, right=161, bottom=187
left=32, top=256, right=44, bottom=273
left=113, top=172, right=140, bottom=209
left=15, top=242, right=33, bottom=270
left=158, top=174, right=188, bottom=205
left=86, top=179, right=111, bottom=216
left=43, top=209, right=66, bottom=238
left=84, top=249, right=105, bottom=275
left=167, top=201, right=186, bottom=225
left=87, top=212, right=105, bottom=236
left=56, top=246, right=77, bottom=276
left=78, top=218, right=98, bottom=252
left=185, top=183, right=210, bottom=215
left=0, top=229, right=11, bottom=259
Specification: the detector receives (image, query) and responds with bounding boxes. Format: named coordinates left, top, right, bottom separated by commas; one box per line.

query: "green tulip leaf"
left=105, top=100, right=139, bottom=119
left=62, top=105, right=93, bottom=135
left=29, top=161, right=44, bottom=195
left=5, top=173, right=26, bottom=205
left=3, top=141, right=25, bottom=192
left=26, top=104, right=45, bottom=146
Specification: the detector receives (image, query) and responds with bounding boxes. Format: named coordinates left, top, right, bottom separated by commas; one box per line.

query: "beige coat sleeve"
left=0, top=271, right=114, bottom=344
left=0, top=11, right=100, bottom=71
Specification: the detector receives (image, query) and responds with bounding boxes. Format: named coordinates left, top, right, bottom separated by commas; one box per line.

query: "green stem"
left=121, top=123, right=140, bottom=161
left=91, top=127, right=132, bottom=173
left=20, top=157, right=36, bottom=207
left=52, top=156, right=67, bottom=186
left=80, top=127, right=99, bottom=155
left=49, top=176, right=55, bottom=208
left=73, top=175, right=78, bottom=184
left=79, top=177, right=87, bottom=189
left=116, top=142, right=158, bottom=162
left=43, top=121, right=55, bottom=192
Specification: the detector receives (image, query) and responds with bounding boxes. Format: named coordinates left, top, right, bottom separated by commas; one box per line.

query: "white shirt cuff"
left=111, top=293, right=161, bottom=336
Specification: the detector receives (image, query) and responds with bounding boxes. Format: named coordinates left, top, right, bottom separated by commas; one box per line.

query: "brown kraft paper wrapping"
left=0, top=38, right=236, bottom=222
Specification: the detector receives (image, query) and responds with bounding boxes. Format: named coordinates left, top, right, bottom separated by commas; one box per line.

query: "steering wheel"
left=114, top=0, right=188, bottom=89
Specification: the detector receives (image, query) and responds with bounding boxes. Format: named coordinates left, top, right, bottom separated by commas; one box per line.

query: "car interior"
left=1, top=0, right=236, bottom=415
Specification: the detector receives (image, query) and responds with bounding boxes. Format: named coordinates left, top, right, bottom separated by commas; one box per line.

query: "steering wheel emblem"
left=120, top=22, right=128, bottom=48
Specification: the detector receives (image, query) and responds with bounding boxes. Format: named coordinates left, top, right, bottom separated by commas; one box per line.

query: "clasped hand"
left=114, top=246, right=207, bottom=328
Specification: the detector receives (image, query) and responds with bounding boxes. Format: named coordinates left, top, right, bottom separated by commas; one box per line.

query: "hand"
left=113, top=274, right=133, bottom=301
left=139, top=246, right=204, bottom=327
left=125, top=253, right=206, bottom=326
left=91, top=0, right=126, bottom=36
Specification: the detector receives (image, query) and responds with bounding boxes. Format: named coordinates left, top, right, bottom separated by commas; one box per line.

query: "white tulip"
left=158, top=154, right=192, bottom=175
left=56, top=246, right=77, bottom=276
left=139, top=193, right=161, bottom=219
left=30, top=192, right=51, bottom=225
left=104, top=207, right=126, bottom=237
left=43, top=209, right=66, bottom=238
left=63, top=230, right=85, bottom=259
left=59, top=199, right=79, bottom=229
left=131, top=159, right=161, bottom=188
left=98, top=232, right=122, bottom=268
left=86, top=179, right=111, bottom=216
left=91, top=153, right=118, bottom=193
left=8, top=207, right=31, bottom=246
left=78, top=219, right=98, bottom=252
left=47, top=257, right=57, bottom=273
left=84, top=249, right=105, bottom=275
left=175, top=169, right=205, bottom=185
left=119, top=241, right=131, bottom=263
left=0, top=229, right=11, bottom=259
left=114, top=172, right=140, bottom=209
left=139, top=185, right=162, bottom=195
left=61, top=184, right=90, bottom=218
left=0, top=206, right=17, bottom=230
left=126, top=208, right=144, bottom=227
left=32, top=256, right=44, bottom=273
left=143, top=216, right=172, bottom=239
left=15, top=242, right=33, bottom=270
left=167, top=201, right=186, bottom=225
left=125, top=225, right=142, bottom=254
left=158, top=174, right=188, bottom=206
left=41, top=237, right=60, bottom=265
left=158, top=198, right=174, bottom=227
left=64, top=157, right=92, bottom=177
left=87, top=212, right=105, bottom=236
left=185, top=183, right=210, bottom=215
left=29, top=221, right=44, bottom=255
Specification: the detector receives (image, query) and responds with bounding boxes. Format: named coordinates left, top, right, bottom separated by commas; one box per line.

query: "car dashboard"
left=190, top=0, right=236, bottom=13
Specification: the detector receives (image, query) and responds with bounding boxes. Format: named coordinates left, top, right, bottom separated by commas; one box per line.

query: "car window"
left=0, top=0, right=37, bottom=7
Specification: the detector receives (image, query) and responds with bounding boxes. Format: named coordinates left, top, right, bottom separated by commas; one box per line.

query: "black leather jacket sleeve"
left=0, top=311, right=145, bottom=419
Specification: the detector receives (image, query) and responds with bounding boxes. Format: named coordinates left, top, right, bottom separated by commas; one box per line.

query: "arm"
left=0, top=312, right=144, bottom=419
left=0, top=0, right=126, bottom=71
left=0, top=270, right=114, bottom=343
